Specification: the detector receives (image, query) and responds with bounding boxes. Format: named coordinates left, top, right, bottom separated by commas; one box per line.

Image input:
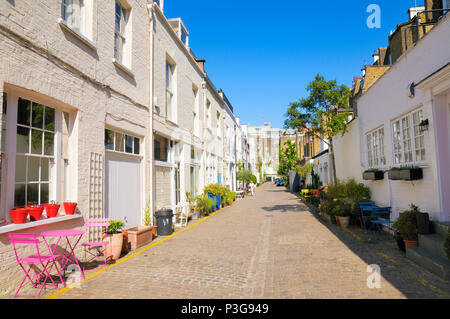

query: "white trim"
left=154, top=160, right=176, bottom=168
left=112, top=58, right=135, bottom=78
left=58, top=18, right=97, bottom=50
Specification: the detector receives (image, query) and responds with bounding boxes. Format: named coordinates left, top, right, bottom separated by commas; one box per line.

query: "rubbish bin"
left=155, top=208, right=174, bottom=236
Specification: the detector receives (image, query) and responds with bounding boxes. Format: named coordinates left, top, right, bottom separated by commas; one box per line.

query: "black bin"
left=155, top=208, right=174, bottom=236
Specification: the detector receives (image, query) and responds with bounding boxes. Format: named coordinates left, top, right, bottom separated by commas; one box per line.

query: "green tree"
left=278, top=140, right=299, bottom=177
left=284, top=74, right=352, bottom=183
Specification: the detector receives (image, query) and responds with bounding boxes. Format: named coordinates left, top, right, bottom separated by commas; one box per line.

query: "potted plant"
left=10, top=207, right=29, bottom=224
left=318, top=201, right=333, bottom=224
left=409, top=204, right=430, bottom=235
left=43, top=201, right=60, bottom=218
left=195, top=194, right=215, bottom=217
left=391, top=220, right=406, bottom=252
left=63, top=201, right=77, bottom=215
left=186, top=192, right=199, bottom=219
left=103, top=220, right=125, bottom=261
left=333, top=204, right=351, bottom=228
left=27, top=204, right=44, bottom=221
left=388, top=166, right=423, bottom=181
left=397, top=205, right=419, bottom=247
left=127, top=202, right=153, bottom=251
left=204, top=184, right=227, bottom=210
left=363, top=169, right=384, bottom=181
left=225, top=191, right=236, bottom=206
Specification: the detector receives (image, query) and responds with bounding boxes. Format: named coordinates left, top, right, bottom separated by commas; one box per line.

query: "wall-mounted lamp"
left=419, top=119, right=429, bottom=132
left=407, top=82, right=415, bottom=98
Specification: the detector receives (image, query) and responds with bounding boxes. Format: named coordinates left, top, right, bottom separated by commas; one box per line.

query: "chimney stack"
left=196, top=59, right=206, bottom=73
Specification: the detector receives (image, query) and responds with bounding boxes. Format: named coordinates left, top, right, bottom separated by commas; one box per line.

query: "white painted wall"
left=0, top=0, right=150, bottom=295
left=357, top=14, right=450, bottom=221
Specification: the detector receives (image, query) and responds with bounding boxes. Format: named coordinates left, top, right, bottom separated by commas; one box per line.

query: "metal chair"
left=82, top=218, right=110, bottom=272
left=359, top=202, right=376, bottom=232
left=369, top=207, right=392, bottom=240
left=8, top=233, right=64, bottom=298
left=174, top=203, right=190, bottom=229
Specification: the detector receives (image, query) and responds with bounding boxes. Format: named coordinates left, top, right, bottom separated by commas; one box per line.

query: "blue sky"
left=165, top=0, right=420, bottom=128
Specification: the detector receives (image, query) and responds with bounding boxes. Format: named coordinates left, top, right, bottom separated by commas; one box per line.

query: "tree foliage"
left=278, top=140, right=299, bottom=177
left=284, top=74, right=352, bottom=182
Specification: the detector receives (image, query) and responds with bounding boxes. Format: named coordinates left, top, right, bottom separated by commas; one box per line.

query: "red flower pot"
left=27, top=205, right=44, bottom=221
left=10, top=208, right=29, bottom=224
left=44, top=203, right=60, bottom=218
left=63, top=202, right=77, bottom=215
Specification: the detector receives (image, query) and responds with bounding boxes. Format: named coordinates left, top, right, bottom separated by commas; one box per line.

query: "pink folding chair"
left=8, top=233, right=64, bottom=298
left=82, top=218, right=110, bottom=272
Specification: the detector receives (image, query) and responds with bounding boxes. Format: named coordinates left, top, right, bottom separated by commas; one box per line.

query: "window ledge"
left=0, top=213, right=83, bottom=235
left=112, top=59, right=135, bottom=78
left=166, top=119, right=179, bottom=127
left=58, top=18, right=97, bottom=50
left=154, top=160, right=176, bottom=168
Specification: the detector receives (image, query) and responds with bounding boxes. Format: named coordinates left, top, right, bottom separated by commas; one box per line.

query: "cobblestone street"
left=45, top=183, right=450, bottom=299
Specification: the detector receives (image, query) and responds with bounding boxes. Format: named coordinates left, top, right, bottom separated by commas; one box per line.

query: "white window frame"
left=166, top=61, right=176, bottom=123
left=216, top=112, right=221, bottom=138
left=114, top=1, right=130, bottom=66
left=391, top=109, right=426, bottom=165
left=1, top=93, right=72, bottom=219
left=366, top=126, right=386, bottom=168
left=206, top=100, right=211, bottom=129
left=105, top=128, right=141, bottom=156
left=193, top=87, right=199, bottom=137
left=61, top=0, right=86, bottom=35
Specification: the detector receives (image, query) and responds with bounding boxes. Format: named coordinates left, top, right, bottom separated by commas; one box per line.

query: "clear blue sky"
left=165, top=0, right=420, bottom=128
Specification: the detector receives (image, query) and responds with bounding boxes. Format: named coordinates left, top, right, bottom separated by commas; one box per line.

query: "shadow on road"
left=267, top=186, right=450, bottom=299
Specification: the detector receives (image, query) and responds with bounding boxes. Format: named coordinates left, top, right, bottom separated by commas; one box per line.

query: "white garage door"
left=106, top=153, right=142, bottom=229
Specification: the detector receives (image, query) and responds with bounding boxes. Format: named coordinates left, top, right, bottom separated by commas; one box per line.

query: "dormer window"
left=168, top=18, right=189, bottom=47
left=149, top=0, right=163, bottom=10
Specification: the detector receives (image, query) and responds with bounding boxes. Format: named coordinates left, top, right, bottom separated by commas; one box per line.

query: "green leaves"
left=284, top=74, right=352, bottom=139
left=278, top=140, right=299, bottom=177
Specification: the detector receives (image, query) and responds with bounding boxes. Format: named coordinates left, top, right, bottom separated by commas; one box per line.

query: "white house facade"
left=357, top=13, right=450, bottom=222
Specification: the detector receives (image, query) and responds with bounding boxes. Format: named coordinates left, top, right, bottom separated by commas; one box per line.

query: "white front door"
left=105, top=153, right=142, bottom=228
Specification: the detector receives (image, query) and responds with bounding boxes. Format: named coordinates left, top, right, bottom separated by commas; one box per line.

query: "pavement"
left=21, top=183, right=450, bottom=299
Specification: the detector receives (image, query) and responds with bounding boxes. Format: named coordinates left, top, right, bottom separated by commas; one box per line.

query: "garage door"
left=106, top=153, right=142, bottom=229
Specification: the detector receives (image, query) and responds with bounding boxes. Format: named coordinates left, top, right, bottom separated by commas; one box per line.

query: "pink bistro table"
left=40, top=229, right=86, bottom=285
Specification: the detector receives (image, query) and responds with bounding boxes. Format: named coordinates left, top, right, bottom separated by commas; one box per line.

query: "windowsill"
left=0, top=213, right=83, bottom=235
left=154, top=160, right=176, bottom=168
left=166, top=119, right=179, bottom=127
left=58, top=18, right=97, bottom=50
left=388, top=162, right=430, bottom=169
left=112, top=59, right=135, bottom=78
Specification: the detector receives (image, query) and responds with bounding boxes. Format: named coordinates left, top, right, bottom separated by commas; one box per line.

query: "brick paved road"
left=46, top=183, right=449, bottom=299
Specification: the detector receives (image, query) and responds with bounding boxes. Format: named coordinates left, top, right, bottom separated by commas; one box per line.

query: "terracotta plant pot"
left=27, top=205, right=44, bottom=221
left=43, top=203, right=60, bottom=218
left=152, top=225, right=158, bottom=239
left=103, top=233, right=124, bottom=261
left=121, top=230, right=129, bottom=254
left=63, top=202, right=77, bottom=215
left=10, top=208, right=29, bottom=224
left=127, top=226, right=153, bottom=250
left=338, top=216, right=350, bottom=228
left=404, top=240, right=419, bottom=247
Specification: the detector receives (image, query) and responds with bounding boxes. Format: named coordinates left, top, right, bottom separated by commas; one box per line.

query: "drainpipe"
left=147, top=4, right=155, bottom=225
